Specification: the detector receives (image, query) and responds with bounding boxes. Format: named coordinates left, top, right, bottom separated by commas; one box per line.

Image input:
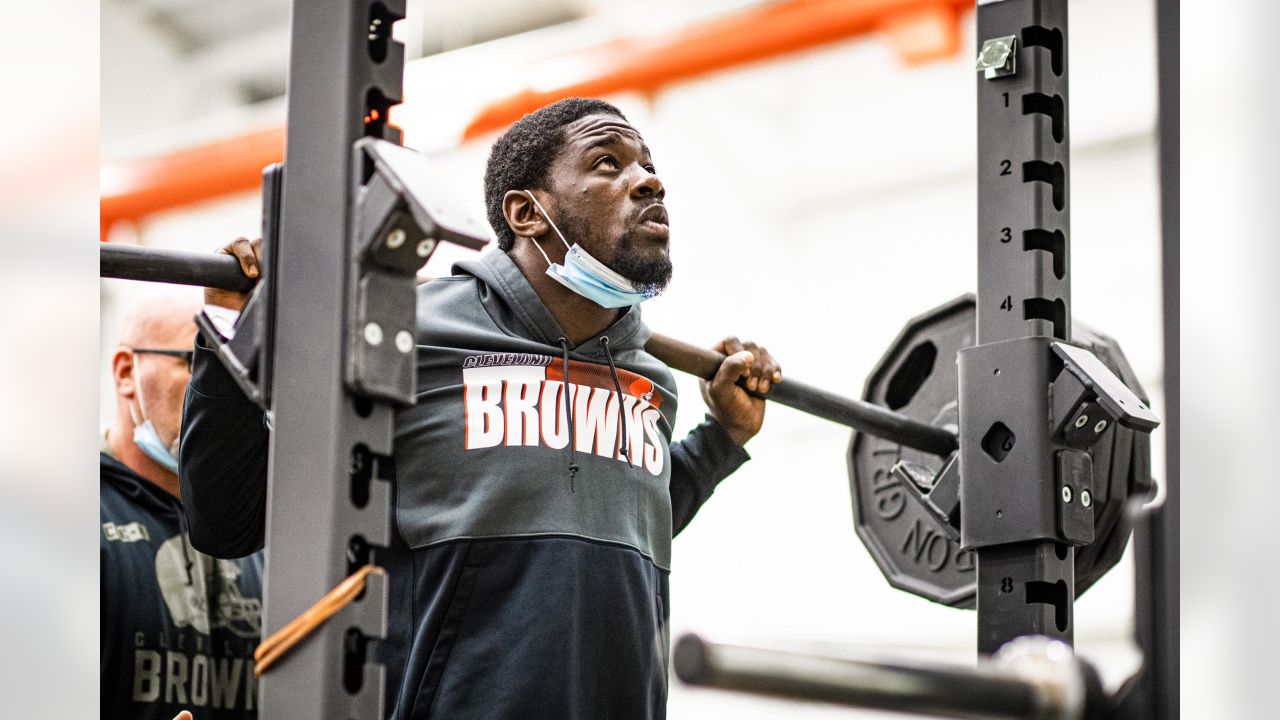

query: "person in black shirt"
left=101, top=294, right=264, bottom=720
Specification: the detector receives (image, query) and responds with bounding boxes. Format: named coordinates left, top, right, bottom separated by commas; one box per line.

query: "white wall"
left=100, top=0, right=1164, bottom=715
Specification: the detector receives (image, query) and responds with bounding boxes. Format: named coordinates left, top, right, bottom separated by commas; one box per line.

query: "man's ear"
left=502, top=189, right=550, bottom=241
left=112, top=347, right=136, bottom=399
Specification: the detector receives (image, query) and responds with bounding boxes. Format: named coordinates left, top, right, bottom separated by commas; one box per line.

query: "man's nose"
left=631, top=168, right=664, bottom=201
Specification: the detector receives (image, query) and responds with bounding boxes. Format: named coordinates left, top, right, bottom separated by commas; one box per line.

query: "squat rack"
left=99, top=0, right=1177, bottom=717
left=676, top=0, right=1176, bottom=716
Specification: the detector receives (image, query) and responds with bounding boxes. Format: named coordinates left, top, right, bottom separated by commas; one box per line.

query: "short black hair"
left=483, top=97, right=627, bottom=252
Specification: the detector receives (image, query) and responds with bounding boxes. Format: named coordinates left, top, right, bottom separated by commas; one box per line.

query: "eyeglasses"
left=131, top=348, right=195, bottom=370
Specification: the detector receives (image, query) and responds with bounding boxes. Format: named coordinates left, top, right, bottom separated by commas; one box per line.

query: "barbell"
left=99, top=243, right=957, bottom=456
left=100, top=244, right=1152, bottom=609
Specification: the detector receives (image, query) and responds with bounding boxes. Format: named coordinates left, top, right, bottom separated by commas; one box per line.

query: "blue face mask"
left=133, top=420, right=180, bottom=473
left=524, top=192, right=659, bottom=309
left=129, top=362, right=180, bottom=473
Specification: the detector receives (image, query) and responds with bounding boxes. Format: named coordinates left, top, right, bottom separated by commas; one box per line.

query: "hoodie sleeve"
left=669, top=415, right=750, bottom=536
left=179, top=330, right=270, bottom=558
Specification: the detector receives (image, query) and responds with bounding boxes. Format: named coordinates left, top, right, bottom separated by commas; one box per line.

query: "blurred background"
left=4, top=0, right=1271, bottom=716
left=96, top=0, right=1164, bottom=717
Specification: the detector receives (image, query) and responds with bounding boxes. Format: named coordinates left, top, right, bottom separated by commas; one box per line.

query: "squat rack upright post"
left=964, top=0, right=1077, bottom=654
left=252, top=1, right=407, bottom=717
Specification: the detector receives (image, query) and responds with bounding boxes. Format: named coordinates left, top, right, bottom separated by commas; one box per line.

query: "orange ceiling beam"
left=462, top=0, right=968, bottom=140
left=101, top=126, right=285, bottom=237
left=100, top=0, right=968, bottom=233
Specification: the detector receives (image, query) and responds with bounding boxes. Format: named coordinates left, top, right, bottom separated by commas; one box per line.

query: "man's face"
left=128, top=318, right=196, bottom=450
left=542, top=113, right=672, bottom=292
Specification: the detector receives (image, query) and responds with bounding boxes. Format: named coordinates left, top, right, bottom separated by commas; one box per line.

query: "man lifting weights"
left=181, top=98, right=780, bottom=719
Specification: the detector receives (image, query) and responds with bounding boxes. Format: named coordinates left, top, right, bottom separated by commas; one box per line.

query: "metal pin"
left=1074, top=414, right=1089, bottom=428
left=416, top=239, right=436, bottom=257
left=1061, top=486, right=1073, bottom=503
left=1080, top=490, right=1092, bottom=508
left=1093, top=419, right=1108, bottom=433
left=363, top=322, right=383, bottom=346
left=386, top=228, right=406, bottom=249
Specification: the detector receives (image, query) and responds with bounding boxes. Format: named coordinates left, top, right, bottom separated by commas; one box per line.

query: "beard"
left=609, top=226, right=673, bottom=294
left=560, top=210, right=674, bottom=295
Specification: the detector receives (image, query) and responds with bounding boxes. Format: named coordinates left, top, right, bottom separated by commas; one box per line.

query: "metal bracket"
left=1051, top=342, right=1161, bottom=449
left=346, top=139, right=491, bottom=404
left=895, top=455, right=961, bottom=539
left=195, top=297, right=268, bottom=408
left=1056, top=448, right=1094, bottom=544
left=976, top=35, right=1018, bottom=79
left=193, top=163, right=285, bottom=413
left=355, top=137, right=493, bottom=251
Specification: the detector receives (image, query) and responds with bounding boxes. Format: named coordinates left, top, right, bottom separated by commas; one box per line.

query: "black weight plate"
left=849, top=297, right=978, bottom=607
left=849, top=296, right=1153, bottom=607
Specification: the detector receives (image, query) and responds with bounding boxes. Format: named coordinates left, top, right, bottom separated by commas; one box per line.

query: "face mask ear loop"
left=529, top=232, right=555, bottom=267
left=524, top=191, right=572, bottom=253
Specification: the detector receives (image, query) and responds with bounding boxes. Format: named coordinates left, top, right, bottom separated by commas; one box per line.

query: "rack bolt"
left=386, top=229, right=406, bottom=249
left=1061, top=486, right=1073, bottom=503
left=975, top=35, right=1017, bottom=79
left=1074, top=414, right=1089, bottom=428
left=395, top=330, right=414, bottom=354
left=1081, top=490, right=1092, bottom=508
left=363, top=322, right=383, bottom=346
left=1093, top=419, right=1108, bottom=434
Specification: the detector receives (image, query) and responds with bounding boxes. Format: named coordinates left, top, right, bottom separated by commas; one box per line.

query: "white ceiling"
left=101, top=0, right=767, bottom=151
left=108, top=0, right=592, bottom=103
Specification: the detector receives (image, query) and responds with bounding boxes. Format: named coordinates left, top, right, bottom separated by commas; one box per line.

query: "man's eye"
left=595, top=155, right=618, bottom=169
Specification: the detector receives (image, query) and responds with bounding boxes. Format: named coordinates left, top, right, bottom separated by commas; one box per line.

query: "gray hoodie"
left=394, top=250, right=750, bottom=569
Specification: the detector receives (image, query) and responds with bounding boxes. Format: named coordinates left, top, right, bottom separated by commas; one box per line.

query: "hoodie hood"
left=100, top=451, right=182, bottom=520
left=455, top=251, right=652, bottom=360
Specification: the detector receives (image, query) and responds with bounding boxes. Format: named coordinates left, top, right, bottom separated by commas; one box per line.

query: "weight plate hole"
left=886, top=341, right=937, bottom=410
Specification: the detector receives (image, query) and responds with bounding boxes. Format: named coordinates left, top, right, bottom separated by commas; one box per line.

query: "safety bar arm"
left=673, top=634, right=1107, bottom=720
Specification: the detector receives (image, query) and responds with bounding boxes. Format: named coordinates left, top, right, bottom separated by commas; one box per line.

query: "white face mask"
left=129, top=359, right=180, bottom=473
left=524, top=191, right=658, bottom=309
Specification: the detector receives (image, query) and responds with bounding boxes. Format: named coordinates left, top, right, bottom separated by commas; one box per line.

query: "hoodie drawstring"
left=598, top=336, right=630, bottom=463
left=557, top=338, right=580, bottom=492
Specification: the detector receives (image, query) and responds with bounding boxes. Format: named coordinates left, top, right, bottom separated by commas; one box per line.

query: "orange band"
left=253, top=564, right=382, bottom=677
